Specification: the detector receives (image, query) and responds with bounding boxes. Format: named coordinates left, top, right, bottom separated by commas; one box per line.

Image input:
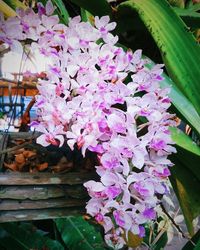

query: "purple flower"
left=100, top=153, right=120, bottom=169
left=105, top=186, right=121, bottom=199
left=113, top=210, right=125, bottom=227
left=143, top=208, right=156, bottom=219
left=0, top=5, right=177, bottom=248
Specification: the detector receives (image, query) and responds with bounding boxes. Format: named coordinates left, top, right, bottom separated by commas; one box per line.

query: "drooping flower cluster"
left=0, top=2, right=176, bottom=248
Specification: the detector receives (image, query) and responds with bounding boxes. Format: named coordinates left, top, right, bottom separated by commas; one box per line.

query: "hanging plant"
left=0, top=1, right=177, bottom=248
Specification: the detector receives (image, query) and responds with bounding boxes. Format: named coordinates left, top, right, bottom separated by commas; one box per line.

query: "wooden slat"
left=0, top=198, right=86, bottom=211
left=0, top=208, right=84, bottom=222
left=0, top=186, right=66, bottom=200
left=0, top=185, right=87, bottom=200
left=5, top=131, right=40, bottom=139
left=0, top=172, right=96, bottom=185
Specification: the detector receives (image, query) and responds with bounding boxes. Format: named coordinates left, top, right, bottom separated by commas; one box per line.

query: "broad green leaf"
left=170, top=127, right=200, bottom=156
left=4, top=0, right=26, bottom=10
left=55, top=216, right=106, bottom=250
left=0, top=222, right=64, bottom=250
left=0, top=228, right=23, bottom=250
left=146, top=57, right=200, bottom=136
left=118, top=0, right=200, bottom=116
left=170, top=158, right=200, bottom=236
left=170, top=127, right=200, bottom=180
left=0, top=0, right=16, bottom=17
left=51, top=0, right=69, bottom=24
left=173, top=6, right=200, bottom=28
left=69, top=0, right=112, bottom=17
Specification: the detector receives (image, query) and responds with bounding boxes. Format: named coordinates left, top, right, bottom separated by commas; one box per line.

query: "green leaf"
left=0, top=0, right=17, bottom=17
left=170, top=127, right=200, bottom=156
left=51, top=0, right=69, bottom=24
left=4, top=0, right=26, bottom=10
left=0, top=228, right=22, bottom=250
left=170, top=158, right=200, bottom=236
left=169, top=127, right=200, bottom=235
left=173, top=6, right=200, bottom=28
left=145, top=57, right=200, bottom=136
left=0, top=222, right=64, bottom=250
left=118, top=0, right=200, bottom=116
left=70, top=0, right=112, bottom=16
left=170, top=127, right=200, bottom=180
left=55, top=216, right=106, bottom=250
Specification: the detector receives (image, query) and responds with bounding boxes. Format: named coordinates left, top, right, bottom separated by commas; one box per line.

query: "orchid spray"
left=0, top=1, right=176, bottom=248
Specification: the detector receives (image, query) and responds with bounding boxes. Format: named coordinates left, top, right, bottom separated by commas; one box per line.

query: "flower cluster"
left=0, top=2, right=176, bottom=248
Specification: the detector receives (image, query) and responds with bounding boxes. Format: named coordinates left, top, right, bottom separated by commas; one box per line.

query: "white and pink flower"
left=0, top=3, right=176, bottom=248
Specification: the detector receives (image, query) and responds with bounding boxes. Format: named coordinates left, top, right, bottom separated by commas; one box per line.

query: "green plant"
left=1, top=0, right=200, bottom=248
left=0, top=218, right=108, bottom=250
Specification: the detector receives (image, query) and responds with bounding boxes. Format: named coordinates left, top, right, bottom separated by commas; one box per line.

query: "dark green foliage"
left=69, top=0, right=112, bottom=17
left=0, top=222, right=64, bottom=250
left=55, top=216, right=107, bottom=250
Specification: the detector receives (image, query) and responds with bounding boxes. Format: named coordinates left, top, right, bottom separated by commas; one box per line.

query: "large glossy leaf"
left=0, top=222, right=64, bottom=250
left=170, top=127, right=200, bottom=180
left=55, top=216, right=106, bottom=250
left=69, top=0, right=112, bottom=16
left=170, top=127, right=200, bottom=156
left=118, top=0, right=200, bottom=116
